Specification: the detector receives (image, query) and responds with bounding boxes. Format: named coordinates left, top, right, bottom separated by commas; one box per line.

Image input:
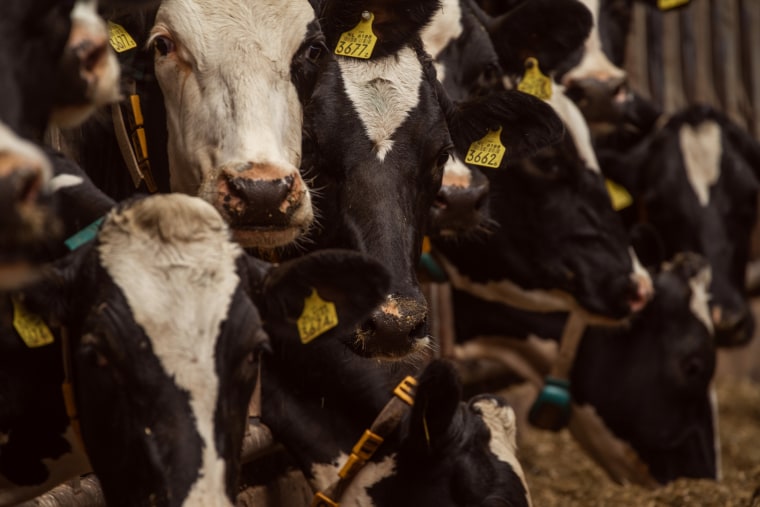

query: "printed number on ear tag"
left=465, top=127, right=506, bottom=169
left=335, top=12, right=377, bottom=59
left=605, top=178, right=633, bottom=211
left=12, top=297, right=54, bottom=348
left=108, top=22, right=137, bottom=53
left=657, top=0, right=690, bottom=10
left=297, top=289, right=339, bottom=344
left=518, top=57, right=552, bottom=101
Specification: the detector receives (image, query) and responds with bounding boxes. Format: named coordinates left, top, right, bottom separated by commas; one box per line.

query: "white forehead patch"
left=546, top=83, right=601, bottom=173
left=97, top=194, right=242, bottom=506
left=472, top=398, right=532, bottom=507
left=562, top=0, right=626, bottom=86
left=311, top=452, right=396, bottom=504
left=688, top=264, right=714, bottom=334
left=679, top=121, right=722, bottom=206
left=420, top=0, right=463, bottom=59
left=339, top=46, right=423, bottom=161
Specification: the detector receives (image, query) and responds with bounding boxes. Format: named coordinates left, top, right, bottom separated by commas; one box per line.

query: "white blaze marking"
left=546, top=82, right=601, bottom=173
left=562, top=0, right=626, bottom=86
left=152, top=0, right=313, bottom=194
left=98, top=194, right=242, bottom=507
left=688, top=264, right=714, bottom=334
left=339, top=46, right=423, bottom=161
left=48, top=174, right=84, bottom=192
left=311, top=452, right=396, bottom=505
left=420, top=0, right=463, bottom=59
left=473, top=399, right=532, bottom=507
left=679, top=121, right=722, bottom=206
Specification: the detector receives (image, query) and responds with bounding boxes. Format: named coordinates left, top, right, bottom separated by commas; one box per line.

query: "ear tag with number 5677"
left=465, top=127, right=506, bottom=169
left=107, top=21, right=137, bottom=53
left=297, top=289, right=339, bottom=344
left=335, top=11, right=378, bottom=59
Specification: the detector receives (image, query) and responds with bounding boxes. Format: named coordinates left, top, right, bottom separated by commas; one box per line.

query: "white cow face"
left=149, top=0, right=319, bottom=248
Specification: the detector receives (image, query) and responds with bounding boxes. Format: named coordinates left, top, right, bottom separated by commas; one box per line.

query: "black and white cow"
left=260, top=342, right=532, bottom=507
left=600, top=105, right=760, bottom=346
left=278, top=0, right=565, bottom=359
left=1, top=194, right=390, bottom=506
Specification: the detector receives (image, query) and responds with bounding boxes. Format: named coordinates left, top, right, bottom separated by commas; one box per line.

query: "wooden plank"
left=646, top=7, right=665, bottom=110
left=692, top=0, right=719, bottom=107
left=662, top=8, right=686, bottom=113
left=740, top=0, right=760, bottom=138
left=624, top=3, right=651, bottom=100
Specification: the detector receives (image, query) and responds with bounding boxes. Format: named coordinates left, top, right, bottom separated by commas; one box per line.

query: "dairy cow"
left=1, top=194, right=390, bottom=506
left=600, top=106, right=760, bottom=346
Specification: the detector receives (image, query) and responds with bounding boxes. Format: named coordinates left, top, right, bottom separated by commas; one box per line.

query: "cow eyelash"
left=152, top=35, right=176, bottom=57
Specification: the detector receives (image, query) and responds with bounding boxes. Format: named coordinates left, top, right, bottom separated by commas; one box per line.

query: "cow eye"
left=305, top=42, right=326, bottom=62
left=437, top=149, right=452, bottom=168
left=153, top=36, right=175, bottom=57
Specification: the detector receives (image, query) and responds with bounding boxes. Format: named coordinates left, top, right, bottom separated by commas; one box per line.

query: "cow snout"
left=712, top=305, right=754, bottom=347
left=628, top=270, right=654, bottom=313
left=211, top=164, right=313, bottom=248
left=0, top=153, right=45, bottom=206
left=52, top=3, right=121, bottom=127
left=356, top=296, right=430, bottom=359
left=564, top=75, right=628, bottom=123
left=431, top=170, right=489, bottom=235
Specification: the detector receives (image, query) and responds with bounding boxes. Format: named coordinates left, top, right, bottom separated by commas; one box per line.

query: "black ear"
left=245, top=249, right=390, bottom=344
left=405, top=360, right=462, bottom=457
left=449, top=89, right=564, bottom=166
left=487, top=0, right=593, bottom=76
left=20, top=244, right=93, bottom=326
left=319, top=0, right=440, bottom=58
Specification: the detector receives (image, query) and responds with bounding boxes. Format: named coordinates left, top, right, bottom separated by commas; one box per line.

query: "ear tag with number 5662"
left=465, top=127, right=506, bottom=169
left=335, top=11, right=378, bottom=59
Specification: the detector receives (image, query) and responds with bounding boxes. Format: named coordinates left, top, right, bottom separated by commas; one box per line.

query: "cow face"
left=611, top=107, right=760, bottom=345
left=21, top=194, right=389, bottom=506
left=572, top=253, right=718, bottom=483
left=373, top=361, right=532, bottom=507
left=149, top=0, right=322, bottom=248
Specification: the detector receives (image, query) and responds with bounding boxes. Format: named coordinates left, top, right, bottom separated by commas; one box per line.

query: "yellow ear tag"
left=422, top=236, right=432, bottom=254
left=657, top=0, right=690, bottom=10
left=12, top=297, right=54, bottom=348
left=335, top=11, right=378, bottom=59
left=517, top=57, right=553, bottom=101
left=107, top=21, right=137, bottom=53
left=605, top=178, right=633, bottom=211
left=297, top=289, right=339, bottom=344
left=465, top=127, right=506, bottom=169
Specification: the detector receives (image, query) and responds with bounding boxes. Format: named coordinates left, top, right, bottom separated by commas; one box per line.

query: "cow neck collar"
left=112, top=79, right=158, bottom=193
left=312, top=375, right=419, bottom=507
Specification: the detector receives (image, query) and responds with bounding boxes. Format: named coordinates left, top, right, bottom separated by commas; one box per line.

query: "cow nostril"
left=434, top=193, right=448, bottom=210
left=83, top=43, right=107, bottom=73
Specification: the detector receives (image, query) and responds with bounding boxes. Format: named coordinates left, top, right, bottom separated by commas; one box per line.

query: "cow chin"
left=350, top=333, right=433, bottom=362
left=230, top=226, right=304, bottom=249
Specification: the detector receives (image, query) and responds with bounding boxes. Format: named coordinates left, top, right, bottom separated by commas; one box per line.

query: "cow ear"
left=405, top=360, right=462, bottom=457
left=20, top=244, right=93, bottom=325
left=450, top=90, right=565, bottom=166
left=244, top=250, right=390, bottom=343
left=487, top=0, right=593, bottom=77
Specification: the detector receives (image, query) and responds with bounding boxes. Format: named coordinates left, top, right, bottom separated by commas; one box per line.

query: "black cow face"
left=20, top=194, right=389, bottom=507
left=572, top=252, right=718, bottom=483
left=606, top=106, right=760, bottom=345
left=437, top=130, right=652, bottom=322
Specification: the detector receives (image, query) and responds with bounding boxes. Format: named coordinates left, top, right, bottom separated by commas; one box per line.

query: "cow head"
left=604, top=106, right=760, bottom=346
left=572, top=252, right=718, bottom=483
left=297, top=0, right=564, bottom=359
left=22, top=194, right=389, bottom=506
left=149, top=0, right=323, bottom=248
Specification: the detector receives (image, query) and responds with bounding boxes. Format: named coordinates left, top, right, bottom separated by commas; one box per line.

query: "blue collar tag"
left=64, top=217, right=105, bottom=251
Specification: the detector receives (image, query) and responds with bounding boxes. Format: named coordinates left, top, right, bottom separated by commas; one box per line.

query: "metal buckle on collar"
left=311, top=492, right=339, bottom=507
left=393, top=376, right=418, bottom=405
left=338, top=429, right=384, bottom=479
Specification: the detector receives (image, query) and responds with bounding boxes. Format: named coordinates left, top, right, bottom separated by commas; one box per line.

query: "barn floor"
left=518, top=296, right=760, bottom=507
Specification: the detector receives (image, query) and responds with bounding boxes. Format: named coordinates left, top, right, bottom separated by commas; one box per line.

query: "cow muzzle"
left=564, top=75, right=629, bottom=125
left=430, top=170, right=490, bottom=237
left=711, top=304, right=754, bottom=347
left=209, top=163, right=313, bottom=248
left=354, top=295, right=430, bottom=359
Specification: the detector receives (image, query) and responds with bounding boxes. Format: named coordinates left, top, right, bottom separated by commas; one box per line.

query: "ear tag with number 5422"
left=335, top=11, right=378, bottom=59
left=465, top=127, right=506, bottom=169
